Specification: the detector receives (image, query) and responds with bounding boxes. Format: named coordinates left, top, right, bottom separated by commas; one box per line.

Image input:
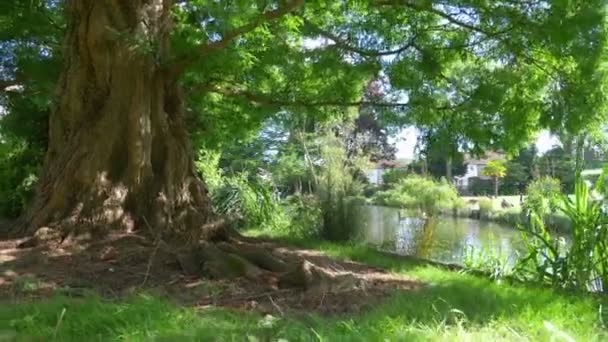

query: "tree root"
left=175, top=236, right=364, bottom=293
left=16, top=224, right=364, bottom=294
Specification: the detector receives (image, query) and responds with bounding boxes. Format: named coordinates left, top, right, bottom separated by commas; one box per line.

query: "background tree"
left=539, top=146, right=576, bottom=193
left=500, top=145, right=538, bottom=195
left=483, top=160, right=507, bottom=197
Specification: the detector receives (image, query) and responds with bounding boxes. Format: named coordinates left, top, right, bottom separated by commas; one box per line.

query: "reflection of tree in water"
left=376, top=212, right=526, bottom=264
left=395, top=217, right=428, bottom=256
left=415, top=219, right=437, bottom=259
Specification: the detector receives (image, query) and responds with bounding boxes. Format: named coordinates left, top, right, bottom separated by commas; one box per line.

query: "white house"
left=366, top=168, right=386, bottom=185
left=454, top=152, right=504, bottom=189
left=366, top=160, right=401, bottom=185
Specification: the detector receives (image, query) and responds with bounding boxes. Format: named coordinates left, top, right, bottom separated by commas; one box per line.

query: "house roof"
left=464, top=151, right=505, bottom=165
left=375, top=159, right=398, bottom=168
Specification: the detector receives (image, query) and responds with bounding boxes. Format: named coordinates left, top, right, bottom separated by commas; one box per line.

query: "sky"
left=390, top=127, right=560, bottom=160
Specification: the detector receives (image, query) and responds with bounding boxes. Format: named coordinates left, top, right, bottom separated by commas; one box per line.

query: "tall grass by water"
left=515, top=171, right=608, bottom=292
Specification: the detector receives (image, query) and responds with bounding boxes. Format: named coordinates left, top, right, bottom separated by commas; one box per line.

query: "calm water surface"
left=352, top=205, right=529, bottom=265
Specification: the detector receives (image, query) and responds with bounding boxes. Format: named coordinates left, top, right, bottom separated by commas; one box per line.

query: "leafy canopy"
left=1, top=0, right=607, bottom=155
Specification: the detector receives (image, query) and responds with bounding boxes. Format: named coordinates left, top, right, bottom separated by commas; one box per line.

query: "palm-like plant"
left=482, top=160, right=507, bottom=197
left=516, top=170, right=608, bottom=292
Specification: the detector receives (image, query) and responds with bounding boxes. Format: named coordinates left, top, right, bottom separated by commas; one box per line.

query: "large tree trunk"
left=445, top=155, right=452, bottom=183
left=14, top=0, right=348, bottom=292
left=19, top=0, right=215, bottom=241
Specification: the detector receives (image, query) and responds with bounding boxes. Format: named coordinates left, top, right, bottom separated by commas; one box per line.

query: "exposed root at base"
left=3, top=227, right=424, bottom=315
left=175, top=235, right=365, bottom=294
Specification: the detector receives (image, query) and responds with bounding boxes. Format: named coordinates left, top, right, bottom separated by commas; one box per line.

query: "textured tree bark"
left=18, top=0, right=215, bottom=241
left=14, top=0, right=342, bottom=291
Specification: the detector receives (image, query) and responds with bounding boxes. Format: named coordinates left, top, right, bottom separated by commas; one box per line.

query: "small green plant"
left=280, top=194, right=322, bottom=238
left=462, top=237, right=513, bottom=280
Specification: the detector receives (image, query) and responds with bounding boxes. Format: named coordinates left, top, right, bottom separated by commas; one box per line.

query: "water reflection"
left=353, top=205, right=527, bottom=265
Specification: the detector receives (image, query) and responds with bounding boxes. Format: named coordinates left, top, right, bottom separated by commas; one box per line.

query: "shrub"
left=212, top=174, right=282, bottom=230
left=381, top=168, right=410, bottom=185
left=0, top=140, right=43, bottom=218
left=478, top=198, right=494, bottom=219
left=524, top=177, right=561, bottom=215
left=515, top=172, right=608, bottom=292
left=195, top=150, right=223, bottom=191
left=469, top=177, right=494, bottom=196
left=316, top=133, right=367, bottom=241
left=280, top=194, right=322, bottom=238
left=372, top=175, right=460, bottom=216
left=362, top=184, right=379, bottom=198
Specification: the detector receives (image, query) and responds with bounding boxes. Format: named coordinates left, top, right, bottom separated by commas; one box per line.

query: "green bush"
left=493, top=207, right=524, bottom=225
left=362, top=184, right=379, bottom=198
left=372, top=175, right=460, bottom=216
left=212, top=174, right=282, bottom=230
left=524, top=177, right=561, bottom=215
left=0, top=140, right=43, bottom=218
left=195, top=150, right=223, bottom=191
left=478, top=198, right=494, bottom=219
left=469, top=177, right=494, bottom=196
left=381, top=168, right=410, bottom=185
left=515, top=172, right=608, bottom=292
left=276, top=194, right=322, bottom=239
left=316, top=133, right=367, bottom=241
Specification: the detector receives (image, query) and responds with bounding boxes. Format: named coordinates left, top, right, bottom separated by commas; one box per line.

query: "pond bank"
left=448, top=206, right=571, bottom=233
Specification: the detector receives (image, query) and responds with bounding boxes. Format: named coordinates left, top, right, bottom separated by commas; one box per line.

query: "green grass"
left=2, top=231, right=607, bottom=341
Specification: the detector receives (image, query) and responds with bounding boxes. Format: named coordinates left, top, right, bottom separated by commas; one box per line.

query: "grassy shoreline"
left=2, top=230, right=606, bottom=341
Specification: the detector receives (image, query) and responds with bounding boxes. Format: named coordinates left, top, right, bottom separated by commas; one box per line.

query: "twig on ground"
left=197, top=288, right=295, bottom=307
left=268, top=295, right=285, bottom=316
left=317, top=291, right=327, bottom=309
left=140, top=216, right=162, bottom=287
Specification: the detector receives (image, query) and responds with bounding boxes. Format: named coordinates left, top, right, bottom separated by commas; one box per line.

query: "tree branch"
left=192, top=83, right=461, bottom=112
left=198, top=83, right=411, bottom=109
left=170, top=0, right=304, bottom=76
left=373, top=0, right=509, bottom=37
left=303, top=19, right=418, bottom=57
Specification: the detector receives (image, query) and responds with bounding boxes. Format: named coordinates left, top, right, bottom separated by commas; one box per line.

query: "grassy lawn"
left=1, top=231, right=606, bottom=341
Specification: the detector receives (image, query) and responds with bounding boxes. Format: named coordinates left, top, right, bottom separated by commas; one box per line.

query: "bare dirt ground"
left=0, top=232, right=423, bottom=316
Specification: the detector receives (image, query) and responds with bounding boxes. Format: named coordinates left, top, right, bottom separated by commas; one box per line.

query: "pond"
left=352, top=205, right=529, bottom=266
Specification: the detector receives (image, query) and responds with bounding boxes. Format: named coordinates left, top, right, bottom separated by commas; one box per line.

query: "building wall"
left=366, top=168, right=386, bottom=185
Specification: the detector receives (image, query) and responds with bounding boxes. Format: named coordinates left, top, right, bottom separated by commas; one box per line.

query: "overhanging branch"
left=192, top=83, right=464, bottom=112
left=303, top=19, right=419, bottom=57
left=373, top=0, right=509, bottom=37
left=198, top=83, right=411, bottom=109
left=171, top=0, right=304, bottom=76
